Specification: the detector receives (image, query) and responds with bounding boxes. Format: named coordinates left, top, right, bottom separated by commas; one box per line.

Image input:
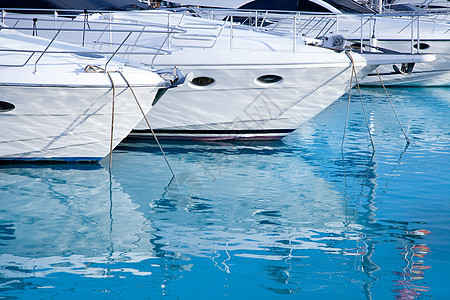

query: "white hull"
left=299, top=15, right=450, bottom=86
left=2, top=11, right=435, bottom=141
left=132, top=62, right=376, bottom=140
left=0, top=28, right=167, bottom=161
left=173, top=9, right=450, bottom=86
left=359, top=40, right=450, bottom=86
left=0, top=84, right=158, bottom=161
left=108, top=12, right=432, bottom=140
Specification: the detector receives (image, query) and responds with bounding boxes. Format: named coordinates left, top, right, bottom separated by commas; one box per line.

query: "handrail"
left=1, top=25, right=185, bottom=34
left=0, top=51, right=36, bottom=67
left=189, top=8, right=440, bottom=54
left=1, top=12, right=186, bottom=68
left=1, top=14, right=186, bottom=33
left=92, top=41, right=172, bottom=55
left=34, top=30, right=60, bottom=72
left=0, top=48, right=172, bottom=56
left=2, top=7, right=441, bottom=57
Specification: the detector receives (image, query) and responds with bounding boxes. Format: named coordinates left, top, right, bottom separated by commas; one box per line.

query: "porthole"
left=190, top=76, right=215, bottom=87
left=0, top=101, right=15, bottom=113
left=256, top=75, right=283, bottom=84
left=413, top=43, right=430, bottom=50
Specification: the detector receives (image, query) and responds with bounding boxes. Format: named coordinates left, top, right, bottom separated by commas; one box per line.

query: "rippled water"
left=0, top=87, right=449, bottom=299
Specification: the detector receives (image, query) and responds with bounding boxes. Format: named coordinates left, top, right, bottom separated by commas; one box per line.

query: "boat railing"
left=181, top=7, right=440, bottom=54
left=0, top=8, right=235, bottom=65
left=0, top=25, right=178, bottom=71
left=1, top=7, right=440, bottom=56
left=0, top=8, right=187, bottom=69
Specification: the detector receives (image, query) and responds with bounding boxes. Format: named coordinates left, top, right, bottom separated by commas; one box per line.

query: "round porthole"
left=190, top=76, right=215, bottom=87
left=0, top=101, right=15, bottom=113
left=256, top=74, right=283, bottom=84
left=413, top=43, right=430, bottom=50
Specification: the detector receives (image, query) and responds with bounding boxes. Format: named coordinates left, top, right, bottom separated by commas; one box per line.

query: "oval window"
left=413, top=43, right=430, bottom=50
left=0, top=101, right=15, bottom=113
left=191, top=76, right=215, bottom=87
left=256, top=75, right=283, bottom=84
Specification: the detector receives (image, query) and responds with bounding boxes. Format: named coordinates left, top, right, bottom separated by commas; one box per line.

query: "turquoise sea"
left=0, top=87, right=449, bottom=299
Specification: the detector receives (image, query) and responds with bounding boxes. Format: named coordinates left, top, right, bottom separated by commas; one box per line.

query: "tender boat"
left=0, top=23, right=181, bottom=161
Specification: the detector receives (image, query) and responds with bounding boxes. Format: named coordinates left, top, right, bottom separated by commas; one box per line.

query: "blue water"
left=0, top=87, right=449, bottom=299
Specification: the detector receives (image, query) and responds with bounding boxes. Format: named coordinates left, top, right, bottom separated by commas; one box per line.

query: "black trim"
left=131, top=129, right=295, bottom=135
left=367, top=68, right=450, bottom=76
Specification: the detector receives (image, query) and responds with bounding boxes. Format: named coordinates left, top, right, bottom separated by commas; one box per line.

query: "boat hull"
left=131, top=62, right=376, bottom=140
left=0, top=84, right=157, bottom=161
left=360, top=40, right=450, bottom=86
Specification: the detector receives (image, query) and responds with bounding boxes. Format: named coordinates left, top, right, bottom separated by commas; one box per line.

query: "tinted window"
left=191, top=77, right=215, bottom=86
left=0, top=101, right=15, bottom=113
left=413, top=43, right=430, bottom=50
left=240, top=0, right=300, bottom=11
left=256, top=75, right=283, bottom=84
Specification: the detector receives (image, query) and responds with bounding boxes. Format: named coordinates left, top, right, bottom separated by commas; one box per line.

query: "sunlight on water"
left=0, top=87, right=448, bottom=299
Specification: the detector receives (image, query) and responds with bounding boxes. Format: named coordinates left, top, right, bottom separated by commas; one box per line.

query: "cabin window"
left=0, top=101, right=15, bottom=113
left=191, top=76, right=215, bottom=87
left=413, top=43, right=430, bottom=50
left=256, top=75, right=283, bottom=84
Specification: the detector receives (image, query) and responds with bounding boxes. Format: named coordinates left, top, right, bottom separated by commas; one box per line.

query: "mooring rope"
left=345, top=51, right=376, bottom=153
left=117, top=71, right=176, bottom=177
left=342, top=53, right=355, bottom=151
left=375, top=68, right=410, bottom=146
left=106, top=71, right=116, bottom=172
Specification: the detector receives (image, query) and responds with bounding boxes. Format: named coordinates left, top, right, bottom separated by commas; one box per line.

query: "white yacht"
left=172, top=0, right=450, bottom=86
left=1, top=9, right=435, bottom=140
left=0, top=24, right=180, bottom=161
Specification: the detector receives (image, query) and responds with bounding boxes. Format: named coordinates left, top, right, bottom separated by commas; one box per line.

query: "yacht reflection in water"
left=393, top=229, right=432, bottom=300
left=113, top=138, right=432, bottom=297
left=0, top=164, right=157, bottom=282
left=334, top=148, right=432, bottom=300
left=0, top=136, right=432, bottom=297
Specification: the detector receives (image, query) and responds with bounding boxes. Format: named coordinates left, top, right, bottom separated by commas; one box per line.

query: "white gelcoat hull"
left=3, top=11, right=435, bottom=141
left=308, top=15, right=450, bottom=86
left=132, top=62, right=376, bottom=140
left=359, top=40, right=450, bottom=86
left=0, top=85, right=158, bottom=160
left=0, top=29, right=165, bottom=161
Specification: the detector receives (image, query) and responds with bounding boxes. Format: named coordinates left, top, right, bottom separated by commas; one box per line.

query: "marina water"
left=1, top=87, right=449, bottom=299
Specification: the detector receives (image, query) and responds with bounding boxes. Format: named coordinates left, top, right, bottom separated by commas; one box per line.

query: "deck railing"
left=1, top=6, right=445, bottom=59
left=0, top=8, right=186, bottom=70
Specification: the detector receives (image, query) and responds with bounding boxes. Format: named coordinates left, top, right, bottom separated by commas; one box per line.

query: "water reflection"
left=0, top=87, right=444, bottom=298
left=0, top=138, right=434, bottom=298
left=113, top=137, right=433, bottom=297
left=0, top=164, right=158, bottom=294
left=393, top=229, right=431, bottom=300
